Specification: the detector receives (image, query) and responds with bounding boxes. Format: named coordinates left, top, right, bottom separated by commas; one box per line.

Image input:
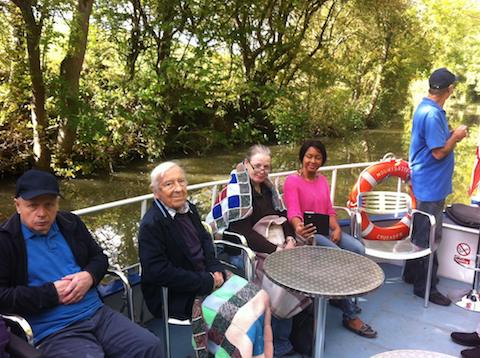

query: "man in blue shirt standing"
left=406, top=68, right=467, bottom=306
left=0, top=169, right=163, bottom=357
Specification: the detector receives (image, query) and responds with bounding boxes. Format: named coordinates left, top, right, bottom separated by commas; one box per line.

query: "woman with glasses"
left=207, top=145, right=310, bottom=357
left=283, top=139, right=377, bottom=338
left=228, top=145, right=297, bottom=254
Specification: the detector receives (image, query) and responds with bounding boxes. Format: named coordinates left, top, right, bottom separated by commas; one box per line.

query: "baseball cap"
left=429, top=68, right=458, bottom=89
left=15, top=169, right=61, bottom=200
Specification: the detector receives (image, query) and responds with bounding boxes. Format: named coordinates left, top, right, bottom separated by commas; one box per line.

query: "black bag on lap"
left=445, top=204, right=480, bottom=229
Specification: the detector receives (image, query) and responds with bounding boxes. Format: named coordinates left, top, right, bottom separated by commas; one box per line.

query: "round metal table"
left=264, top=246, right=384, bottom=358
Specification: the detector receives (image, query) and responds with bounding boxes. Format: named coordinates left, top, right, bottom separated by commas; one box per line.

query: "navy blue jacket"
left=139, top=201, right=224, bottom=320
left=0, top=212, right=108, bottom=316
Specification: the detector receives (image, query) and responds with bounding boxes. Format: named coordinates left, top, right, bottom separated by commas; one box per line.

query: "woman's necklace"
left=299, top=168, right=316, bottom=181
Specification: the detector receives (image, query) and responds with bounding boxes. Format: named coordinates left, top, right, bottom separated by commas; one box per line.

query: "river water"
left=0, top=129, right=476, bottom=267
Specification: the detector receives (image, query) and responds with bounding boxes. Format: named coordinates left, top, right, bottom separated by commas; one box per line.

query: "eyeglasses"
left=161, top=178, right=187, bottom=190
left=248, top=161, right=271, bottom=173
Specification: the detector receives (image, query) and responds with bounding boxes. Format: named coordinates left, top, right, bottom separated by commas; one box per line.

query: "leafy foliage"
left=0, top=0, right=478, bottom=175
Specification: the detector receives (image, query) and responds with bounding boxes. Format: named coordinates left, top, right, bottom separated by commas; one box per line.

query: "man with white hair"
left=139, top=162, right=225, bottom=320
left=139, top=162, right=273, bottom=357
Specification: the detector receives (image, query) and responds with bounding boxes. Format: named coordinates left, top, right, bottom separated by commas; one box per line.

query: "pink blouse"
left=283, top=173, right=336, bottom=221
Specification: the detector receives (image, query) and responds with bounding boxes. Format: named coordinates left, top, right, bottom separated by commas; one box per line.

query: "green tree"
left=0, top=3, right=32, bottom=172
left=270, top=0, right=431, bottom=140
left=4, top=0, right=94, bottom=172
left=420, top=0, right=480, bottom=99
left=9, top=0, right=51, bottom=169
left=207, top=0, right=343, bottom=139
left=56, top=0, right=94, bottom=163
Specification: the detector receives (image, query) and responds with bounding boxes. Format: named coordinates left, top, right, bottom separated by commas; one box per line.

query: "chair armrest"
left=0, top=314, right=34, bottom=345
left=351, top=208, right=363, bottom=239
left=411, top=209, right=437, bottom=250
left=214, top=240, right=256, bottom=281
left=106, top=266, right=134, bottom=321
left=334, top=205, right=355, bottom=235
left=333, top=205, right=352, bottom=216
left=221, top=230, right=248, bottom=246
left=202, top=221, right=248, bottom=250
left=203, top=222, right=255, bottom=280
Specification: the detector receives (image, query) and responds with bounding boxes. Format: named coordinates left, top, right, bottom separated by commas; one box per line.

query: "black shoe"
left=452, top=332, right=480, bottom=347
left=428, top=291, right=452, bottom=306
left=461, top=346, right=480, bottom=358
left=414, top=291, right=451, bottom=306
left=430, top=291, right=451, bottom=306
left=403, top=276, right=439, bottom=285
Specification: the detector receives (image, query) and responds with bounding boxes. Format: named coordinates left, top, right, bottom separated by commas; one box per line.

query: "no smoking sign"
left=457, top=242, right=471, bottom=257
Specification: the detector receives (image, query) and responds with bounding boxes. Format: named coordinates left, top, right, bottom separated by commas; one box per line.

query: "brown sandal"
left=342, top=319, right=377, bottom=338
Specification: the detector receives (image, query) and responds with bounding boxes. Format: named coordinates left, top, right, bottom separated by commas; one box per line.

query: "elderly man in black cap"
left=0, top=169, right=163, bottom=358
left=404, top=68, right=468, bottom=306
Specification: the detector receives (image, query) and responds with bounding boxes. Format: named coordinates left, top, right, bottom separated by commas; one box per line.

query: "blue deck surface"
left=146, top=263, right=478, bottom=358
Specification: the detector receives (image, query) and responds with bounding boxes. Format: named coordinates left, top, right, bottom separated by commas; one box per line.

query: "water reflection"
left=0, top=129, right=476, bottom=268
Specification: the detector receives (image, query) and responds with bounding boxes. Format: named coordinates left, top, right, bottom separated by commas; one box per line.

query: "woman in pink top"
left=283, top=140, right=364, bottom=254
left=283, top=140, right=376, bottom=339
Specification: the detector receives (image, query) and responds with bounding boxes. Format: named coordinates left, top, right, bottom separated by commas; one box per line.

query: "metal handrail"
left=67, top=157, right=395, bottom=327
left=70, top=157, right=407, bottom=282
left=72, top=160, right=382, bottom=220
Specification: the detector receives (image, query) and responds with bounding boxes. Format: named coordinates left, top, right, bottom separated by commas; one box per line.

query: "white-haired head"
left=246, top=144, right=271, bottom=161
left=150, top=161, right=184, bottom=193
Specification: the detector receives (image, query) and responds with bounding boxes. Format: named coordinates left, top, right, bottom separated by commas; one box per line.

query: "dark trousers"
left=0, top=319, right=8, bottom=358
left=37, top=305, right=163, bottom=358
left=404, top=199, right=444, bottom=295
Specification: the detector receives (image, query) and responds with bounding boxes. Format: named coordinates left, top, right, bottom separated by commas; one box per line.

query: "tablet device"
left=303, top=212, right=329, bottom=236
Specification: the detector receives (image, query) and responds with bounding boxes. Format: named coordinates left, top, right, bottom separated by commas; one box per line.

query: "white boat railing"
left=72, top=160, right=383, bottom=220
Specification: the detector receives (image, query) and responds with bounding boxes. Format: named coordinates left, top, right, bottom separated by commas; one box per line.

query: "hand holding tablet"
left=303, top=212, right=329, bottom=236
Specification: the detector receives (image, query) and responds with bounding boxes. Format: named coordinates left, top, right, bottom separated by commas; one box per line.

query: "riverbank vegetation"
left=0, top=0, right=479, bottom=176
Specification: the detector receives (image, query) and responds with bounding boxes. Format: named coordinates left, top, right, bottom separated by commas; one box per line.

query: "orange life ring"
left=348, top=159, right=416, bottom=241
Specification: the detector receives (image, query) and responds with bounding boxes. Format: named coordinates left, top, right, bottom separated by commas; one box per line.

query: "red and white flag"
left=469, top=145, right=480, bottom=196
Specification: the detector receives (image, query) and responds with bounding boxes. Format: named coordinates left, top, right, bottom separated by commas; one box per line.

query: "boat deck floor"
left=145, top=263, right=478, bottom=358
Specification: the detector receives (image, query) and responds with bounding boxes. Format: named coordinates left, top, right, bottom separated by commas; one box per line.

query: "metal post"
left=313, top=297, right=327, bottom=358
left=211, top=185, right=218, bottom=209
left=140, top=199, right=148, bottom=219
left=330, top=169, right=337, bottom=204
left=162, top=287, right=171, bottom=358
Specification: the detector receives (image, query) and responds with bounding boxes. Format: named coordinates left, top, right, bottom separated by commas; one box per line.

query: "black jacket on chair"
left=138, top=201, right=224, bottom=320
